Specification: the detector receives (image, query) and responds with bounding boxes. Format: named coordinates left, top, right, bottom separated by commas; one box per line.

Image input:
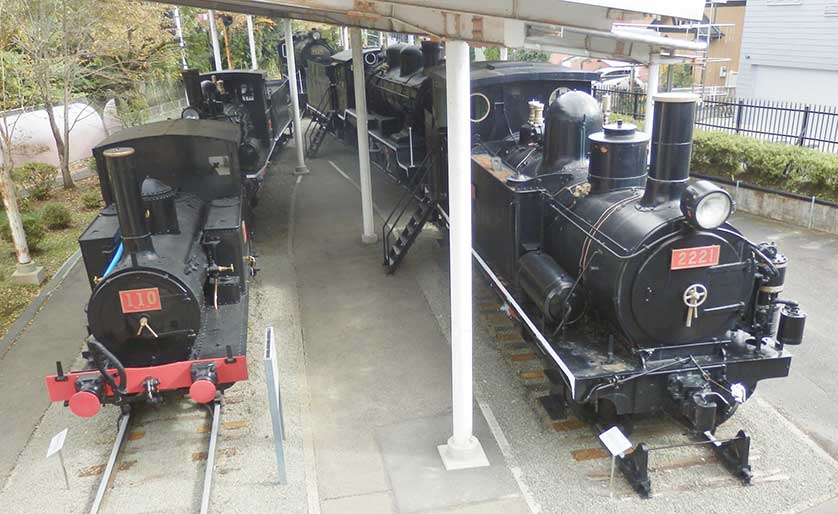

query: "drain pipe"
left=437, top=40, right=489, bottom=472
left=284, top=18, right=308, bottom=175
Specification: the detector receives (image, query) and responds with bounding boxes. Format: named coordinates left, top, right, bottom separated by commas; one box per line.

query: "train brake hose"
left=87, top=339, right=128, bottom=397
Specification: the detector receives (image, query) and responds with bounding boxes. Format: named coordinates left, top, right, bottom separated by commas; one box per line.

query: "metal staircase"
left=304, top=88, right=336, bottom=158
left=382, top=156, right=437, bottom=274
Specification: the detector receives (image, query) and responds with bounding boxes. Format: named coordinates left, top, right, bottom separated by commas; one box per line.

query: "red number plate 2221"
left=119, top=287, right=162, bottom=313
left=671, top=245, right=720, bottom=270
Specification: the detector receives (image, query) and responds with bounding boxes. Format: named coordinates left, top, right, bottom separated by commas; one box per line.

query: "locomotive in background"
left=181, top=68, right=292, bottom=189
left=45, top=120, right=254, bottom=417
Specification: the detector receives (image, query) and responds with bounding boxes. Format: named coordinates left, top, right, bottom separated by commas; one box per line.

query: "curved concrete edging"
left=0, top=250, right=82, bottom=360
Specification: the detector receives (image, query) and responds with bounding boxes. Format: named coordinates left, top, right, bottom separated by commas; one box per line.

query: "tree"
left=16, top=0, right=177, bottom=190
left=0, top=0, right=35, bottom=271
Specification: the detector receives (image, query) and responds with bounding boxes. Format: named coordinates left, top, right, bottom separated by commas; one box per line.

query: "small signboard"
left=264, top=326, right=287, bottom=484
left=599, top=426, right=633, bottom=457
left=46, top=428, right=68, bottom=459
left=47, top=428, right=70, bottom=490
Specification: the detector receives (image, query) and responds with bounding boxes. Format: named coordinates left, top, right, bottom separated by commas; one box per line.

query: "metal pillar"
left=437, top=40, right=489, bottom=471
left=350, top=27, right=377, bottom=244
left=341, top=27, right=350, bottom=50
left=208, top=10, right=223, bottom=72
left=284, top=19, right=308, bottom=175
left=499, top=47, right=508, bottom=61
left=174, top=7, right=187, bottom=69
left=246, top=15, right=258, bottom=70
left=644, top=54, right=661, bottom=136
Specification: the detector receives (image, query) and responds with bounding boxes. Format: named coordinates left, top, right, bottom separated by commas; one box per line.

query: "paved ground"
left=0, top=132, right=837, bottom=513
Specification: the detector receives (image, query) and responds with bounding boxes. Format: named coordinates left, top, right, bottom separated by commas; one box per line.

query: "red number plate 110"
left=119, top=287, right=162, bottom=313
left=671, top=245, right=721, bottom=270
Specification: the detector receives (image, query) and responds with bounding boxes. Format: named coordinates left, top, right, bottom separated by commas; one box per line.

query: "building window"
left=766, top=0, right=802, bottom=5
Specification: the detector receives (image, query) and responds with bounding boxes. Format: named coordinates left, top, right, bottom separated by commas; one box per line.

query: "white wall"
left=0, top=102, right=118, bottom=168
left=737, top=0, right=838, bottom=105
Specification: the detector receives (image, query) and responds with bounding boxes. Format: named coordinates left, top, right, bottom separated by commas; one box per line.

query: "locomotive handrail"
left=381, top=154, right=434, bottom=263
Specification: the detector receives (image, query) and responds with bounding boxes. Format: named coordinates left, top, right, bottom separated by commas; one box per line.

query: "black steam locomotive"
left=467, top=91, right=806, bottom=492
left=45, top=120, right=253, bottom=417
left=181, top=69, right=291, bottom=185
left=307, top=38, right=805, bottom=492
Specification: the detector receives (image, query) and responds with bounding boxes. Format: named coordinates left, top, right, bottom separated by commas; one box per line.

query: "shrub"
left=1, top=214, right=46, bottom=251
left=690, top=130, right=838, bottom=200
left=13, top=162, right=56, bottom=200
left=81, top=190, right=101, bottom=210
left=41, top=203, right=71, bottom=230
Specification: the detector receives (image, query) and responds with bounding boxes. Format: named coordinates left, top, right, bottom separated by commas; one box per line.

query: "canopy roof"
left=159, top=0, right=706, bottom=63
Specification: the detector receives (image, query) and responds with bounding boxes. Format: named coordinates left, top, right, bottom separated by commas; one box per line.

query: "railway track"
left=473, top=276, right=787, bottom=499
left=86, top=397, right=223, bottom=514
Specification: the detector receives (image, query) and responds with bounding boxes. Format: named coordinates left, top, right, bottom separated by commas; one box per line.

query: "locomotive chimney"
left=640, top=93, right=699, bottom=207
left=539, top=91, right=602, bottom=174
left=421, top=40, right=443, bottom=68
left=103, top=147, right=154, bottom=261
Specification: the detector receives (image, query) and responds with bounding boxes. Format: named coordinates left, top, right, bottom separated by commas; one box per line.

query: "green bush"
left=691, top=130, right=838, bottom=200
left=41, top=203, right=71, bottom=230
left=1, top=214, right=46, bottom=251
left=81, top=190, right=101, bottom=210
left=12, top=162, right=56, bottom=200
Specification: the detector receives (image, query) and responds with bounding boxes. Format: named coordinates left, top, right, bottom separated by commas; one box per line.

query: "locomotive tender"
left=45, top=120, right=253, bottom=417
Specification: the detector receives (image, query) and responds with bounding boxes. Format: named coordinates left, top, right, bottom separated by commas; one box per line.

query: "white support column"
left=246, top=15, right=258, bottom=70
left=208, top=10, right=223, bottom=72
left=499, top=47, right=508, bottom=61
left=284, top=19, right=308, bottom=175
left=174, top=7, right=187, bottom=70
left=437, top=40, right=489, bottom=471
left=473, top=47, right=486, bottom=61
left=350, top=27, right=377, bottom=244
left=644, top=54, right=661, bottom=136
left=341, top=27, right=350, bottom=50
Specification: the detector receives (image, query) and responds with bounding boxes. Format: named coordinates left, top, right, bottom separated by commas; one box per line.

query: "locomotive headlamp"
left=681, top=180, right=734, bottom=230
left=181, top=107, right=200, bottom=120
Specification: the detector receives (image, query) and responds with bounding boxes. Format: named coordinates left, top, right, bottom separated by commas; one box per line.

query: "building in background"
left=736, top=0, right=838, bottom=105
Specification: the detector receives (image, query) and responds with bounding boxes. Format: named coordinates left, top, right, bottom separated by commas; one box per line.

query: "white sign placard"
left=599, top=426, right=632, bottom=458
left=47, top=428, right=68, bottom=459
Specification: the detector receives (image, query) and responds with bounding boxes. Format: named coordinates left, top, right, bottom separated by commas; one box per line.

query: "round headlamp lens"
left=695, top=191, right=732, bottom=229
left=181, top=107, right=200, bottom=120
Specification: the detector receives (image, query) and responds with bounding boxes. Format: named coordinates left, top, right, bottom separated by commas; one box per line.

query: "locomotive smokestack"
left=640, top=93, right=699, bottom=207
left=421, top=40, right=443, bottom=68
left=103, top=147, right=154, bottom=261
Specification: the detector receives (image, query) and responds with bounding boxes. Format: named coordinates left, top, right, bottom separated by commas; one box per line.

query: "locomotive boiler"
left=45, top=120, right=253, bottom=417
left=472, top=91, right=805, bottom=450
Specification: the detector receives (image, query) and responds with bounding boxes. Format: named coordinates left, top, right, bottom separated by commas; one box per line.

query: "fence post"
left=797, top=105, right=811, bottom=146
left=632, top=92, right=640, bottom=120
left=735, top=99, right=745, bottom=134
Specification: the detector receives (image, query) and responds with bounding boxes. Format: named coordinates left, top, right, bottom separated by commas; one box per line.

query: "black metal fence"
left=593, top=86, right=838, bottom=153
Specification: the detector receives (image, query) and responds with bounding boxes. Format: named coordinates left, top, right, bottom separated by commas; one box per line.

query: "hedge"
left=603, top=114, right=838, bottom=201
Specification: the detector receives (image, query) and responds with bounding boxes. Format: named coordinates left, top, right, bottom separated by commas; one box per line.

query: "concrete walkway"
left=293, top=146, right=530, bottom=513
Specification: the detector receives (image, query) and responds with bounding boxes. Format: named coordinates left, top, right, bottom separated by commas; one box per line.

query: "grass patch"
left=0, top=177, right=101, bottom=340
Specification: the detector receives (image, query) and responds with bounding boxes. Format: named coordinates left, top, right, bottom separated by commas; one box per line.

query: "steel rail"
left=89, top=412, right=131, bottom=514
